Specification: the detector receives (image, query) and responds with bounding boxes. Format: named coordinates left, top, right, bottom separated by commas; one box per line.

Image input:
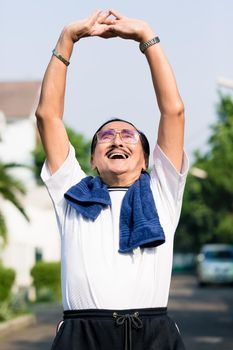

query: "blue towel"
left=64, top=172, right=165, bottom=253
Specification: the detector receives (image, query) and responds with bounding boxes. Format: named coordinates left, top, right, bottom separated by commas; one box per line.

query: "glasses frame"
left=96, top=128, right=140, bottom=144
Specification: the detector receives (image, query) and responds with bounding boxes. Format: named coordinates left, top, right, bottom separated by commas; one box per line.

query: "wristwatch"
left=139, top=36, right=160, bottom=54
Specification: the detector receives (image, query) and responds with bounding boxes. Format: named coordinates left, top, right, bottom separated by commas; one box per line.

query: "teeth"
left=108, top=152, right=128, bottom=159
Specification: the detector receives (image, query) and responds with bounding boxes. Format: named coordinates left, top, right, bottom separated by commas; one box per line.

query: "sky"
left=1, top=0, right=233, bottom=165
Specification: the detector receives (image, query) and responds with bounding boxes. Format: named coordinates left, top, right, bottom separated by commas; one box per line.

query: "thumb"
left=88, top=9, right=102, bottom=26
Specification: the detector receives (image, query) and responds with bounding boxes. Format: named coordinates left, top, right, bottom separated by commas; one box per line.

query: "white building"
left=0, top=81, right=60, bottom=290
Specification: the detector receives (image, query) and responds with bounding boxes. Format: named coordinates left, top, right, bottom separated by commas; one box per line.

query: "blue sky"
left=1, top=0, right=233, bottom=164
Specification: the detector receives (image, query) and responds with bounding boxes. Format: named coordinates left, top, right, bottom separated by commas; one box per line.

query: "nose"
left=112, top=132, right=124, bottom=146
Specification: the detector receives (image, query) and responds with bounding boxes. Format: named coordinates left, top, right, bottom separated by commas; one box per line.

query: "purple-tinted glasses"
left=97, top=129, right=140, bottom=144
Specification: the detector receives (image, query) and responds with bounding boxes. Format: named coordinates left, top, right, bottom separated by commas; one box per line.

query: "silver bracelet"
left=52, top=49, right=70, bottom=66
left=139, top=36, right=160, bottom=54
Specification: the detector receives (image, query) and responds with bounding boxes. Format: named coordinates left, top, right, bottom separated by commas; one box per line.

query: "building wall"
left=1, top=196, right=60, bottom=288
left=0, top=116, right=36, bottom=186
left=0, top=115, right=61, bottom=289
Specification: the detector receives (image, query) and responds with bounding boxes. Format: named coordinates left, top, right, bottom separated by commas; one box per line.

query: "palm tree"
left=0, top=162, right=29, bottom=243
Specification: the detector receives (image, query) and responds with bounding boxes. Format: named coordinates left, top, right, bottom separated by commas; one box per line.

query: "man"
left=36, top=9, right=189, bottom=350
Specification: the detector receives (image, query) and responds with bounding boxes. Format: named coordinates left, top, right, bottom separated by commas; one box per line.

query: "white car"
left=196, top=244, right=233, bottom=286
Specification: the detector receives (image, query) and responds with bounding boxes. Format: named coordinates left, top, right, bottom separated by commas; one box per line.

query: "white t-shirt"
left=41, top=144, right=189, bottom=310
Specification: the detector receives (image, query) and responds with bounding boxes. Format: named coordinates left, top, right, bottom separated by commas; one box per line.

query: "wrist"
left=55, top=28, right=74, bottom=60
left=138, top=25, right=156, bottom=43
left=139, top=36, right=160, bottom=54
left=63, top=24, right=83, bottom=43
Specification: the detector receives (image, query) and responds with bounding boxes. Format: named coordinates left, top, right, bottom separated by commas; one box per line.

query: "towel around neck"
left=64, top=172, right=165, bottom=253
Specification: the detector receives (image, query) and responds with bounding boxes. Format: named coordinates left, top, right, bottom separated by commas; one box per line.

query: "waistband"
left=63, top=307, right=167, bottom=350
left=63, top=307, right=167, bottom=319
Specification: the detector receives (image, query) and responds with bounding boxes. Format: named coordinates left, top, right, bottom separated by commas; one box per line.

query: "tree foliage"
left=32, top=126, right=93, bottom=184
left=31, top=261, right=61, bottom=302
left=0, top=264, right=16, bottom=302
left=0, top=163, right=29, bottom=243
left=175, top=94, right=233, bottom=252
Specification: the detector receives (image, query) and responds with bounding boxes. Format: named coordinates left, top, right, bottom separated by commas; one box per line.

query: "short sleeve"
left=41, top=144, right=86, bottom=205
left=151, top=144, right=189, bottom=202
left=150, top=144, right=189, bottom=231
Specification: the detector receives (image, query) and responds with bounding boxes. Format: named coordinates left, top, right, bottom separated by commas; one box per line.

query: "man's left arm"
left=101, top=10, right=185, bottom=172
left=144, top=36, right=185, bottom=173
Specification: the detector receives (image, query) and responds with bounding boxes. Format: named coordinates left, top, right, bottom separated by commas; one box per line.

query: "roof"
left=0, top=81, right=41, bottom=119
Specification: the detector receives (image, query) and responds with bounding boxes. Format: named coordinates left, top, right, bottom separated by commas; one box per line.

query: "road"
left=0, top=274, right=232, bottom=349
left=168, top=274, right=233, bottom=349
left=0, top=304, right=62, bottom=350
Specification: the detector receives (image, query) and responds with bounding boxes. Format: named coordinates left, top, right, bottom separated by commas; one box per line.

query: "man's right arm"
left=36, top=10, right=112, bottom=174
left=35, top=28, right=72, bottom=174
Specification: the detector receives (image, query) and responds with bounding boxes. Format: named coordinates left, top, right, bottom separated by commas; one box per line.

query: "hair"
left=90, top=118, right=150, bottom=169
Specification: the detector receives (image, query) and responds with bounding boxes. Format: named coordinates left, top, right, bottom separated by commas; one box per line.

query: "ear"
left=142, top=157, right=147, bottom=171
left=142, top=164, right=147, bottom=172
left=91, top=155, right=97, bottom=171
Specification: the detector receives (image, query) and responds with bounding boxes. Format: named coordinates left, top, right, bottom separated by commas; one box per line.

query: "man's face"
left=91, top=121, right=146, bottom=182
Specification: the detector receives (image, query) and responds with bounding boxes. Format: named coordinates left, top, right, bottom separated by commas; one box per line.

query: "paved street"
left=168, top=274, right=233, bottom=349
left=0, top=304, right=62, bottom=350
left=0, top=274, right=232, bottom=349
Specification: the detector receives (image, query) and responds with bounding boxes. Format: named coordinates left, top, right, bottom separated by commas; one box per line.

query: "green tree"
left=0, top=163, right=29, bottom=243
left=175, top=94, right=233, bottom=252
left=32, top=126, right=93, bottom=184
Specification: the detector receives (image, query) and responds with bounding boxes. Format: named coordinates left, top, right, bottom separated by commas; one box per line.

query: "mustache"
left=105, top=145, right=130, bottom=156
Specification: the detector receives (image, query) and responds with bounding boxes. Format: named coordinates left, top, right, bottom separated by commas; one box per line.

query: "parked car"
left=196, top=244, right=233, bottom=286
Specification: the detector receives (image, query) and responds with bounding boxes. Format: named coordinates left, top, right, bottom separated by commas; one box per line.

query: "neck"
left=100, top=172, right=141, bottom=187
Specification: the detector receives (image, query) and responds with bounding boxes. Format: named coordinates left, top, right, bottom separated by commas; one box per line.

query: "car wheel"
left=198, top=280, right=207, bottom=287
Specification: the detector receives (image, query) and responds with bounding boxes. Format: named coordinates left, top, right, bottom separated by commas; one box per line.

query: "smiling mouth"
left=107, top=151, right=129, bottom=159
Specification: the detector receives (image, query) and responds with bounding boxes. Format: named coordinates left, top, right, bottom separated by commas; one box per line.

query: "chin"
left=108, top=167, right=128, bottom=175
left=99, top=165, right=128, bottom=178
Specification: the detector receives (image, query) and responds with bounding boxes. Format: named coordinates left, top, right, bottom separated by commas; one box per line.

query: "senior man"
left=36, top=9, right=188, bottom=350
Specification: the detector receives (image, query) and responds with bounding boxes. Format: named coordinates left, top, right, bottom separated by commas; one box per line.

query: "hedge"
left=31, top=262, right=61, bottom=302
left=0, top=265, right=16, bottom=301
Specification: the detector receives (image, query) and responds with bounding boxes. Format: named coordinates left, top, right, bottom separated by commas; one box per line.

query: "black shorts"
left=51, top=307, right=186, bottom=350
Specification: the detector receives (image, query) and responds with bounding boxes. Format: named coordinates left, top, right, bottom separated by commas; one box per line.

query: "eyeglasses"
left=97, top=129, right=140, bottom=144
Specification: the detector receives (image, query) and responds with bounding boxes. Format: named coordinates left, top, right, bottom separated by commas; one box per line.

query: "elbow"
left=163, top=101, right=185, bottom=121
left=35, top=106, right=57, bottom=123
left=176, top=102, right=185, bottom=122
left=178, top=100, right=185, bottom=114
left=35, top=106, right=50, bottom=132
left=35, top=105, right=45, bottom=121
left=173, top=100, right=185, bottom=118
left=35, top=110, right=44, bottom=135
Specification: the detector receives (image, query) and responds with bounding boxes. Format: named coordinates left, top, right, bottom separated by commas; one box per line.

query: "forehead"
left=100, top=121, right=136, bottom=132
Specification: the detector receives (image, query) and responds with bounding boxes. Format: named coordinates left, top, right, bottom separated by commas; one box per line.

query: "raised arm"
left=35, top=10, right=112, bottom=174
left=144, top=33, right=184, bottom=172
left=102, top=10, right=185, bottom=172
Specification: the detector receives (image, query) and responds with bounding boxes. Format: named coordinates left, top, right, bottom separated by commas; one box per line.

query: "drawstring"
left=113, top=311, right=143, bottom=350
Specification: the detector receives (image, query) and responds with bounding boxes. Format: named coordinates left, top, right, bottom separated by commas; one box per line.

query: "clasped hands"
left=64, top=9, right=154, bottom=44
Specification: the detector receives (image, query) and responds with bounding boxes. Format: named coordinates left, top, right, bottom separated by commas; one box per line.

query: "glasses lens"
left=97, top=128, right=139, bottom=143
left=121, top=129, right=139, bottom=143
left=97, top=129, right=115, bottom=143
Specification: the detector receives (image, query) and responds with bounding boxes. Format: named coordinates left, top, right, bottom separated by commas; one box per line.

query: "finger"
left=107, top=26, right=117, bottom=33
left=102, top=18, right=117, bottom=25
left=109, top=9, right=124, bottom=20
left=96, top=31, right=117, bottom=39
left=88, top=9, right=103, bottom=26
left=105, top=27, right=118, bottom=36
left=97, top=10, right=111, bottom=23
left=91, top=26, right=117, bottom=38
